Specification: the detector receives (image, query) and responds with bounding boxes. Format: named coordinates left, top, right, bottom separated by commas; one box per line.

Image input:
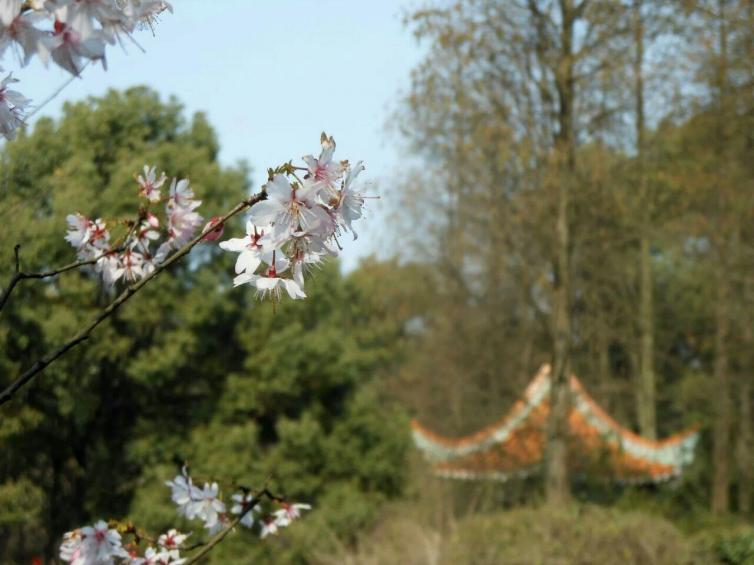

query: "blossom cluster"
left=60, top=521, right=188, bottom=565
left=220, top=132, right=370, bottom=300
left=59, top=467, right=311, bottom=563
left=165, top=466, right=311, bottom=539
left=0, top=0, right=172, bottom=139
left=63, top=134, right=371, bottom=301
left=65, top=166, right=206, bottom=286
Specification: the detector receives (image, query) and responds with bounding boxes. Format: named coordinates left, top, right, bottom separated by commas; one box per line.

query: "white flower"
left=65, top=213, right=92, bottom=249
left=50, top=6, right=107, bottom=75
left=132, top=213, right=160, bottom=254
left=165, top=468, right=201, bottom=519
left=0, top=70, right=28, bottom=140
left=249, top=174, right=331, bottom=244
left=191, top=482, right=226, bottom=532
left=96, top=254, right=122, bottom=286
left=251, top=273, right=306, bottom=301
left=59, top=520, right=128, bottom=565
left=87, top=218, right=110, bottom=249
left=219, top=219, right=273, bottom=275
left=259, top=516, right=279, bottom=540
left=273, top=502, right=311, bottom=527
left=119, top=249, right=144, bottom=282
left=336, top=160, right=368, bottom=239
left=303, top=132, right=345, bottom=193
left=157, top=529, right=188, bottom=562
left=0, top=2, right=53, bottom=65
left=168, top=178, right=201, bottom=211
left=137, top=165, right=166, bottom=202
left=230, top=493, right=257, bottom=528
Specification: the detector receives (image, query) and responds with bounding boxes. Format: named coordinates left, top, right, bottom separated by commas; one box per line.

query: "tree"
left=0, top=87, right=409, bottom=562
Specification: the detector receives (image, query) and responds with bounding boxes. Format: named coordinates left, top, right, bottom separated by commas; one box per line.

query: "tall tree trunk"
left=738, top=0, right=754, bottom=517
left=544, top=0, right=576, bottom=506
left=712, top=271, right=731, bottom=514
left=737, top=378, right=752, bottom=515
left=711, top=0, right=732, bottom=516
left=633, top=0, right=657, bottom=439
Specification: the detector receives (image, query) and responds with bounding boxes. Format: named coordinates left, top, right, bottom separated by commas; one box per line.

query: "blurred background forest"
left=2, top=0, right=754, bottom=564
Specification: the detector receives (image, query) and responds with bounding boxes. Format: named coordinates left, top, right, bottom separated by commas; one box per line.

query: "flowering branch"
left=0, top=247, right=113, bottom=313
left=0, top=192, right=264, bottom=407
left=182, top=488, right=283, bottom=565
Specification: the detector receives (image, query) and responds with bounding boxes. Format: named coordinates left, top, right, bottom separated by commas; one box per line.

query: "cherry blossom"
left=303, top=132, right=345, bottom=193
left=230, top=493, right=257, bottom=528
left=50, top=6, right=107, bottom=76
left=0, top=0, right=173, bottom=140
left=132, top=213, right=160, bottom=254
left=273, top=502, right=312, bottom=527
left=0, top=69, right=28, bottom=139
left=259, top=516, right=280, bottom=540
left=168, top=178, right=201, bottom=211
left=137, top=166, right=166, bottom=203
left=0, top=1, right=52, bottom=65
left=118, top=249, right=145, bottom=282
left=59, top=520, right=129, bottom=565
left=96, top=254, right=122, bottom=286
left=165, top=467, right=200, bottom=519
left=249, top=174, right=331, bottom=244
left=220, top=133, right=371, bottom=302
left=245, top=271, right=307, bottom=301
left=157, top=529, right=188, bottom=561
left=336, top=160, right=368, bottom=239
left=65, top=213, right=92, bottom=249
left=219, top=220, right=273, bottom=275
left=190, top=482, right=226, bottom=532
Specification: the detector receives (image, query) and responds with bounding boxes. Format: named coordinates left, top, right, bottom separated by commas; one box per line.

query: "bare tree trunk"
left=738, top=1, right=754, bottom=516
left=712, top=272, right=731, bottom=514
left=633, top=0, right=657, bottom=440
left=637, top=236, right=656, bottom=438
left=544, top=0, right=576, bottom=506
left=711, top=0, right=732, bottom=516
left=737, top=378, right=752, bottom=515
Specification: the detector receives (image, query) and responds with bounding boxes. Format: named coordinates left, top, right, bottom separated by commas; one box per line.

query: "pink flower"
left=201, top=216, right=225, bottom=242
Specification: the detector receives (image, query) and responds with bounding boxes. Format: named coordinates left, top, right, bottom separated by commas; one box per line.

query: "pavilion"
left=411, top=364, right=699, bottom=484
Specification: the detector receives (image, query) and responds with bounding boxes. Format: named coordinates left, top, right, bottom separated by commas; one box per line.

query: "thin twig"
left=0, top=255, right=104, bottom=312
left=26, top=61, right=90, bottom=121
left=0, top=192, right=265, bottom=406
left=0, top=222, right=141, bottom=314
left=183, top=489, right=284, bottom=565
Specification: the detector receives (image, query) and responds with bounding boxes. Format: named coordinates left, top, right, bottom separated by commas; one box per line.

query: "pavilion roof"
left=411, top=364, right=698, bottom=484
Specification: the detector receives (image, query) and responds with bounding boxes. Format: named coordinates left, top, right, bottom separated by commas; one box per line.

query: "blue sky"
left=14, top=0, right=424, bottom=269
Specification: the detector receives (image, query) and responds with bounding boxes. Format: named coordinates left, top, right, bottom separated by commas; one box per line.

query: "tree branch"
left=0, top=254, right=104, bottom=313
left=1, top=218, right=141, bottom=314
left=0, top=192, right=265, bottom=407
left=183, top=489, right=284, bottom=565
